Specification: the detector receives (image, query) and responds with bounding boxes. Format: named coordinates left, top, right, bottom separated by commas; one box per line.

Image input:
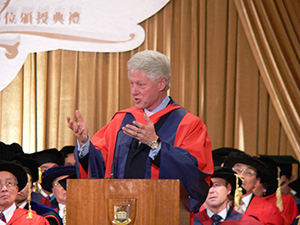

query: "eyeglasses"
left=232, top=165, right=256, bottom=177
left=0, top=181, right=17, bottom=189
left=53, top=182, right=62, bottom=188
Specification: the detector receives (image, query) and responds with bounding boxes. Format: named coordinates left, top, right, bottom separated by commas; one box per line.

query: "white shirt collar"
left=206, top=203, right=230, bottom=221
left=18, top=201, right=27, bottom=209
left=144, top=95, right=169, bottom=114
left=40, top=189, right=53, bottom=198
left=2, top=202, right=17, bottom=223
left=241, top=192, right=254, bottom=211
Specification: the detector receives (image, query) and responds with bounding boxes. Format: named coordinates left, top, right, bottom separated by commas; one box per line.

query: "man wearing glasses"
left=41, top=165, right=76, bottom=222
left=0, top=160, right=49, bottom=224
left=223, top=151, right=284, bottom=225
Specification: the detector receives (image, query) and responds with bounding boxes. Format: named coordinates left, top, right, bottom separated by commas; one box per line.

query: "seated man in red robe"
left=0, top=160, right=49, bottom=225
left=254, top=156, right=299, bottom=225
left=223, top=151, right=284, bottom=225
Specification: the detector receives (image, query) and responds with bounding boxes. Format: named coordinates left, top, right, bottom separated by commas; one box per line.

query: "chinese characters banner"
left=0, top=0, right=170, bottom=91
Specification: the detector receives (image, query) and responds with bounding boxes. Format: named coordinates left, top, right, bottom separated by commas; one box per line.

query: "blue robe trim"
left=25, top=201, right=62, bottom=225
left=226, top=210, right=242, bottom=220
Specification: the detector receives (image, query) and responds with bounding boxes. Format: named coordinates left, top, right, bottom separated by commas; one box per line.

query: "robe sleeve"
left=158, top=112, right=214, bottom=212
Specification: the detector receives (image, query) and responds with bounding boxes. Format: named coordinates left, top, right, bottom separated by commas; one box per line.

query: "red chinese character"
left=36, top=11, right=48, bottom=24
left=4, top=12, right=16, bottom=24
left=69, top=12, right=80, bottom=24
left=53, top=12, right=64, bottom=24
left=20, top=12, right=32, bottom=24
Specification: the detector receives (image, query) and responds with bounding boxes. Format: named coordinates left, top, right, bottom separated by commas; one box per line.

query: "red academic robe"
left=75, top=100, right=214, bottom=212
left=193, top=208, right=264, bottom=225
left=264, top=193, right=299, bottom=225
left=245, top=195, right=284, bottom=225
left=90, top=104, right=213, bottom=178
left=7, top=208, right=50, bottom=225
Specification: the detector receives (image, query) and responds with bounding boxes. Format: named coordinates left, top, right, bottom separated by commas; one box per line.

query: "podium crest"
left=112, top=205, right=131, bottom=224
left=108, top=198, right=136, bottom=225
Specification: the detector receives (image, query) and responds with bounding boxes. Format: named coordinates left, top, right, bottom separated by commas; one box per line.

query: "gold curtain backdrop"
left=0, top=0, right=299, bottom=170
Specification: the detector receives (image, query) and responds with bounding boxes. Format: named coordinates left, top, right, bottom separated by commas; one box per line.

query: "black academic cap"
left=212, top=166, right=243, bottom=196
left=0, top=149, right=18, bottom=161
left=60, top=145, right=75, bottom=158
left=0, top=142, right=5, bottom=149
left=41, top=165, right=76, bottom=192
left=259, top=155, right=299, bottom=179
left=0, top=141, right=24, bottom=154
left=12, top=154, right=39, bottom=182
left=0, top=142, right=24, bottom=154
left=31, top=148, right=64, bottom=167
left=288, top=178, right=300, bottom=194
left=0, top=160, right=27, bottom=190
left=0, top=142, right=24, bottom=161
left=58, top=172, right=77, bottom=191
left=8, top=143, right=24, bottom=155
left=223, top=151, right=272, bottom=179
left=212, top=147, right=243, bottom=166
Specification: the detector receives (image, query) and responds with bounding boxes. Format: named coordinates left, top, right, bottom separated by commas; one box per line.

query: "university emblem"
left=112, top=205, right=131, bottom=225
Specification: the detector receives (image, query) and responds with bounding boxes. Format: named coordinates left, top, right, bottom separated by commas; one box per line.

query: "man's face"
left=0, top=171, right=19, bottom=211
left=40, top=163, right=59, bottom=173
left=232, top=163, right=260, bottom=196
left=253, top=183, right=266, bottom=197
left=280, top=175, right=292, bottom=195
left=205, top=177, right=231, bottom=212
left=16, top=174, right=33, bottom=205
left=52, top=175, right=68, bottom=205
left=129, top=69, right=166, bottom=111
left=64, top=153, right=76, bottom=166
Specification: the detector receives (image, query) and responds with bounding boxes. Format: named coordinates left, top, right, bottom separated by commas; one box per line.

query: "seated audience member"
left=13, top=154, right=62, bottom=225
left=264, top=155, right=299, bottom=196
left=288, top=178, right=300, bottom=215
left=41, top=166, right=76, bottom=221
left=223, top=151, right=284, bottom=225
left=0, top=160, right=49, bottom=224
left=60, top=146, right=76, bottom=166
left=30, top=148, right=64, bottom=206
left=193, top=166, right=263, bottom=225
left=254, top=156, right=298, bottom=225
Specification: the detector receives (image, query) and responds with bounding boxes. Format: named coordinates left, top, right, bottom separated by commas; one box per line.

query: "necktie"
left=211, top=214, right=222, bottom=225
left=0, top=212, right=6, bottom=223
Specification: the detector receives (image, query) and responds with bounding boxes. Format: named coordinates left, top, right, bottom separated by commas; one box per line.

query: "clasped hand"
left=122, top=113, right=158, bottom=146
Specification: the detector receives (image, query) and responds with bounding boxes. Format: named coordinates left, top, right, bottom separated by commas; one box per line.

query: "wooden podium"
left=66, top=179, right=190, bottom=225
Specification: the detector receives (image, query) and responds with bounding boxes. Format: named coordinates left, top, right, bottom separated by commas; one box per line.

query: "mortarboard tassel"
left=34, top=167, right=42, bottom=194
left=296, top=215, right=300, bottom=225
left=26, top=174, right=33, bottom=219
left=276, top=166, right=283, bottom=212
left=234, top=174, right=243, bottom=207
